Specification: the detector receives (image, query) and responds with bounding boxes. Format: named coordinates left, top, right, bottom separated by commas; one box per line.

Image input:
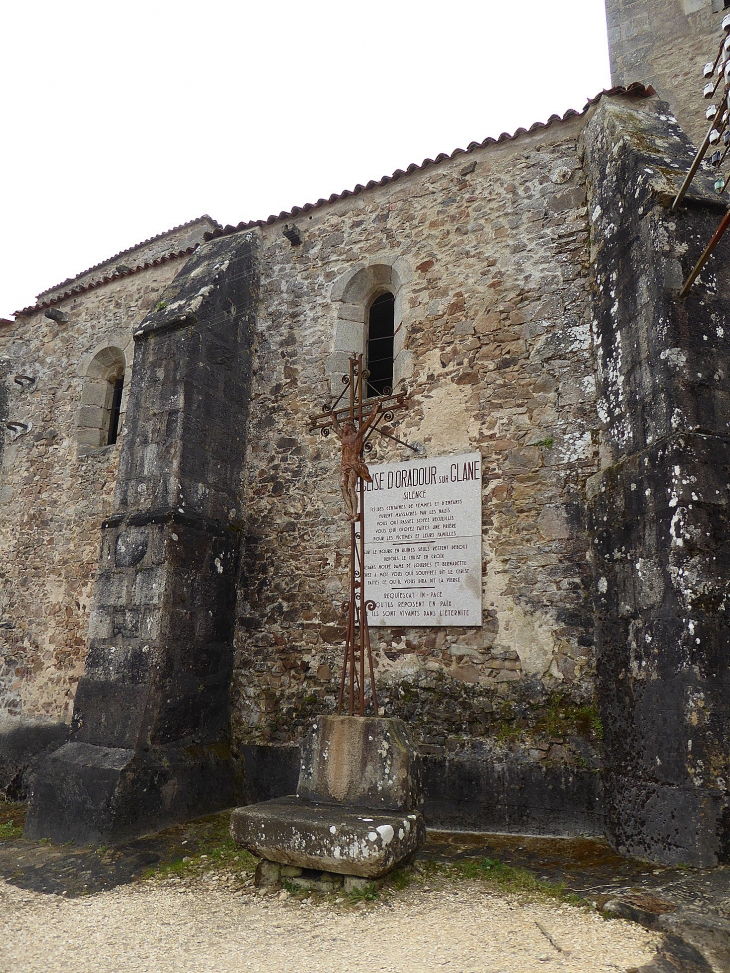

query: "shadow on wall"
left=0, top=718, right=68, bottom=801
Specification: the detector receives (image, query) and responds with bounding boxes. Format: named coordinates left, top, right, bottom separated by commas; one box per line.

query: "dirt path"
left=0, top=875, right=659, bottom=973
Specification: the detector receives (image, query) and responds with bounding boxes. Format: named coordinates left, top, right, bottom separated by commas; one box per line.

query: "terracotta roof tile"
left=13, top=86, right=654, bottom=318
left=14, top=247, right=198, bottom=317
left=35, top=215, right=221, bottom=300
left=204, top=85, right=655, bottom=243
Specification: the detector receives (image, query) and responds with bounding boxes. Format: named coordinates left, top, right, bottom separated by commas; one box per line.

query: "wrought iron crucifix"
left=309, top=355, right=410, bottom=716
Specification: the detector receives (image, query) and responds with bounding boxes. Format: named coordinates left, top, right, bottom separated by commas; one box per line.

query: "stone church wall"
left=231, top=109, right=606, bottom=824
left=0, top=259, right=190, bottom=725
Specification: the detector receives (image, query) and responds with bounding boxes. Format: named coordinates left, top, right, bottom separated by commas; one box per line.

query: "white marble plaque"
left=363, top=452, right=482, bottom=627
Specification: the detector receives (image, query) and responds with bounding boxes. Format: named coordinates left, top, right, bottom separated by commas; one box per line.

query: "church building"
left=1, top=0, right=729, bottom=867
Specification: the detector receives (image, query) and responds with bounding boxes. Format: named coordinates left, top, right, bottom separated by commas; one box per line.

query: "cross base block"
left=230, top=797, right=425, bottom=878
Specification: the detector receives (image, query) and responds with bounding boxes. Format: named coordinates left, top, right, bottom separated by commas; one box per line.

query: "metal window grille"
left=366, top=293, right=394, bottom=396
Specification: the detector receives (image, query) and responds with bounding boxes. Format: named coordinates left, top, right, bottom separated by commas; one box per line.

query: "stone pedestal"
left=230, top=715, right=425, bottom=878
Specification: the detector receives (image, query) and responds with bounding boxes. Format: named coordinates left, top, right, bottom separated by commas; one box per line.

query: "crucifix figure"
left=308, top=354, right=411, bottom=716
left=331, top=400, right=381, bottom=521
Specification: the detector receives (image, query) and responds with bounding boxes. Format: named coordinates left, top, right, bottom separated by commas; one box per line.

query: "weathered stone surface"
left=0, top=717, right=67, bottom=800
left=343, top=875, right=369, bottom=892
left=422, top=750, right=603, bottom=836
left=239, top=743, right=300, bottom=805
left=0, top=351, right=7, bottom=496
left=254, top=859, right=281, bottom=887
left=233, top=715, right=425, bottom=877
left=25, top=230, right=259, bottom=843
left=225, top=739, right=605, bottom=836
left=24, top=739, right=242, bottom=845
left=297, top=716, right=423, bottom=811
left=584, top=96, right=730, bottom=865
left=0, top=220, right=215, bottom=727
left=231, top=797, right=425, bottom=878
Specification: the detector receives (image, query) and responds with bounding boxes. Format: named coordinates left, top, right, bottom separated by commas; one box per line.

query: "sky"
left=0, top=1, right=612, bottom=319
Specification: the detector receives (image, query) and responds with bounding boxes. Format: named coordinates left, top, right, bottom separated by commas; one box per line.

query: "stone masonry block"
left=86, top=608, right=113, bottom=641
left=333, top=319, right=364, bottom=353
left=297, top=716, right=423, bottom=811
left=326, top=352, right=353, bottom=393
left=337, top=303, right=366, bottom=324
left=230, top=797, right=425, bottom=878
left=82, top=384, right=109, bottom=409
left=77, top=404, right=104, bottom=429
left=76, top=428, right=101, bottom=448
left=131, top=567, right=165, bottom=606
left=232, top=716, right=425, bottom=878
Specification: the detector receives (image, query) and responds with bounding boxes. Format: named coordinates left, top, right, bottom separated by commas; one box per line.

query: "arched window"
left=366, top=292, right=394, bottom=397
left=328, top=259, right=413, bottom=397
left=77, top=347, right=128, bottom=451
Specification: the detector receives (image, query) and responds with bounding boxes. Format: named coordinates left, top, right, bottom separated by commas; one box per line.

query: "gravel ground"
left=0, top=875, right=660, bottom=973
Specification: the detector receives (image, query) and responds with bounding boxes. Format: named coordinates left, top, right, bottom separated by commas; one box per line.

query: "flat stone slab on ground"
left=230, top=797, right=425, bottom=878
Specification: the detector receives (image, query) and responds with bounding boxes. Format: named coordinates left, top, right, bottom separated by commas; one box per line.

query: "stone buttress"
left=25, top=233, right=259, bottom=843
left=583, top=94, right=730, bottom=866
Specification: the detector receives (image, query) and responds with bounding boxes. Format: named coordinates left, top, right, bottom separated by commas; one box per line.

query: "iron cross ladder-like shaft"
left=337, top=355, right=379, bottom=716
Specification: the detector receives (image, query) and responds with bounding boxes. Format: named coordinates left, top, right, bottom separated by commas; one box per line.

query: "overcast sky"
left=1, top=1, right=612, bottom=319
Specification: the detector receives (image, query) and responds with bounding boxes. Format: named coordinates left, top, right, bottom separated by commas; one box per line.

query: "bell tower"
left=605, top=0, right=729, bottom=143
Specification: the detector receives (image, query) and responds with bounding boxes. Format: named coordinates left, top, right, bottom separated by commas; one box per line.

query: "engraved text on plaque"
left=363, top=452, right=482, bottom=627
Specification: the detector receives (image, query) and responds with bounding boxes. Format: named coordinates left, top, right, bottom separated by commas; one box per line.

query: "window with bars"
left=366, top=292, right=394, bottom=397
left=327, top=261, right=408, bottom=398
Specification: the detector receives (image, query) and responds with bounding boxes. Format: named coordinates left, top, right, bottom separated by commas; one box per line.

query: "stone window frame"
left=76, top=338, right=133, bottom=454
left=327, top=257, right=414, bottom=396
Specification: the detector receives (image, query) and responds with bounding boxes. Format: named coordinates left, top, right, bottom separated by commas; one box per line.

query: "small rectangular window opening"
left=367, top=293, right=395, bottom=397
left=106, top=376, right=124, bottom=445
